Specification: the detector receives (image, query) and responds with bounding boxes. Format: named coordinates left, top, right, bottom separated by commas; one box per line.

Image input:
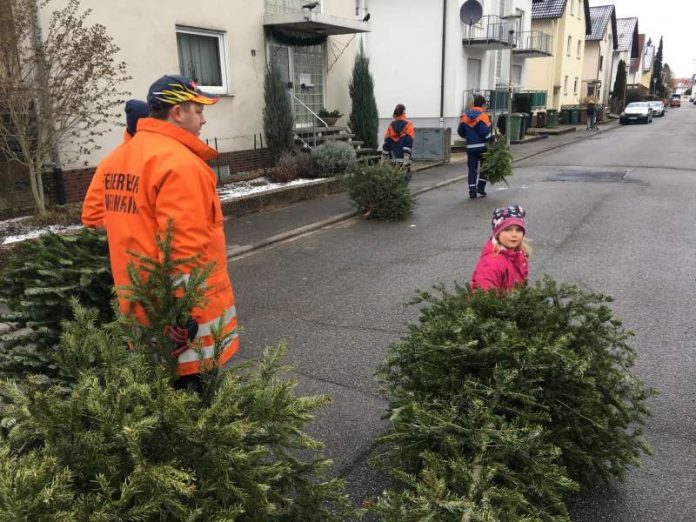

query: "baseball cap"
left=147, top=74, right=219, bottom=110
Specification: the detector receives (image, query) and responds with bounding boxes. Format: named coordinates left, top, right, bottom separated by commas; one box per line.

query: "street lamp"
left=502, top=14, right=522, bottom=146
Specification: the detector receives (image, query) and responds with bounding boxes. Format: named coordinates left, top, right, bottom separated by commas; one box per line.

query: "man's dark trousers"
left=467, top=147, right=486, bottom=194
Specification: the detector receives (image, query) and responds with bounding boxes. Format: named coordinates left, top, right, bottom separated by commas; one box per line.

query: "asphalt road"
left=228, top=105, right=696, bottom=520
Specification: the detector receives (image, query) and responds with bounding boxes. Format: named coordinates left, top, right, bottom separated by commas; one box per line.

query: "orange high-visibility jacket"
left=82, top=118, right=238, bottom=376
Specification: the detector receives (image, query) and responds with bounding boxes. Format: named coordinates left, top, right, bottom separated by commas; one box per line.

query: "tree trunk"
left=28, top=162, right=46, bottom=214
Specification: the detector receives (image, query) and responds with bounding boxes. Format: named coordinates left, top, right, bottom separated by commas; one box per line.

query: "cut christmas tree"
left=372, top=277, right=653, bottom=520
left=0, top=225, right=354, bottom=521
left=480, top=130, right=513, bottom=185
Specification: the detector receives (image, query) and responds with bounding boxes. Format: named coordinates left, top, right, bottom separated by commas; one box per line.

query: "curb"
left=227, top=173, right=467, bottom=260
left=226, top=124, right=619, bottom=259
left=512, top=121, right=620, bottom=163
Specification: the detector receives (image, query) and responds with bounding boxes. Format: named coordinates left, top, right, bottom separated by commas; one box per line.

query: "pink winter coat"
left=470, top=240, right=529, bottom=291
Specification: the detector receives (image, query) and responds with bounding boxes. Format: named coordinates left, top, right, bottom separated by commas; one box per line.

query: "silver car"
left=620, top=102, right=653, bottom=125
left=647, top=101, right=665, bottom=117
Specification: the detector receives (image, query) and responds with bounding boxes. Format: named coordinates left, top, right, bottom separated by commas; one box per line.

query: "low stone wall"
left=220, top=178, right=345, bottom=218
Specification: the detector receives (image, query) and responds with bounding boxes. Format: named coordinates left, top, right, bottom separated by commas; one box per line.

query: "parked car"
left=670, top=94, right=681, bottom=107
left=619, top=102, right=653, bottom=125
left=647, top=101, right=665, bottom=117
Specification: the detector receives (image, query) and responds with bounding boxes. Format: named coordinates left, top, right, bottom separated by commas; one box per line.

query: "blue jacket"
left=383, top=117, right=415, bottom=159
left=457, top=108, right=492, bottom=150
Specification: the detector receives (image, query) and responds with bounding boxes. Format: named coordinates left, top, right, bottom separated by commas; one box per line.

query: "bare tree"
left=0, top=0, right=129, bottom=214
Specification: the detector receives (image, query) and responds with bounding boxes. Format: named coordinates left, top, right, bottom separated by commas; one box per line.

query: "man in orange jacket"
left=82, top=99, right=149, bottom=229
left=82, top=75, right=238, bottom=384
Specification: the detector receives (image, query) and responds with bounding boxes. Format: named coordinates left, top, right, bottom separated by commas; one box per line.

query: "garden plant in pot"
left=318, top=108, right=343, bottom=127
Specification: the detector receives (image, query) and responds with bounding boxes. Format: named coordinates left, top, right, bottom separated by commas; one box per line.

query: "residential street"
left=226, top=106, right=696, bottom=521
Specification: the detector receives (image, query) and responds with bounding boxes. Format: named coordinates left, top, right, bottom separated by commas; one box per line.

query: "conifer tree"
left=349, top=42, right=379, bottom=150
left=612, top=60, right=627, bottom=112
left=0, top=225, right=353, bottom=520
left=0, top=229, right=114, bottom=381
left=650, top=36, right=665, bottom=98
left=372, top=277, right=653, bottom=519
left=263, top=61, right=295, bottom=164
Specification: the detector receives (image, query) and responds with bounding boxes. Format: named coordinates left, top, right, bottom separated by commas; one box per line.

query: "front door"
left=270, top=44, right=325, bottom=128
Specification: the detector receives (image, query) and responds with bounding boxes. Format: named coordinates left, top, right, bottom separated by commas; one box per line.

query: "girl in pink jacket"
left=471, top=206, right=530, bottom=291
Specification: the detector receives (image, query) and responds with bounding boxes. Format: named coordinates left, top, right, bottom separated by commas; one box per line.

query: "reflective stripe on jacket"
left=383, top=116, right=415, bottom=158
left=457, top=108, right=492, bottom=150
left=470, top=240, right=528, bottom=291
left=82, top=118, right=238, bottom=376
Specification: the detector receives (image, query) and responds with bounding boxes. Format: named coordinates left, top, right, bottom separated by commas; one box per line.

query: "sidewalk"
left=225, top=120, right=618, bottom=258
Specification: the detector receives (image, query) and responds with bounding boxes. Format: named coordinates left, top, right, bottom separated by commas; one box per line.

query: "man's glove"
left=164, top=317, right=199, bottom=358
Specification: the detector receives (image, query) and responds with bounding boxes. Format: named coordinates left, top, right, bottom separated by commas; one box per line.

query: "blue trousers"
left=467, top=147, right=487, bottom=189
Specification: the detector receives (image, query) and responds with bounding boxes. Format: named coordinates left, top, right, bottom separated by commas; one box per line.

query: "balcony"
left=462, top=15, right=512, bottom=50
left=264, top=0, right=369, bottom=36
left=513, top=31, right=552, bottom=57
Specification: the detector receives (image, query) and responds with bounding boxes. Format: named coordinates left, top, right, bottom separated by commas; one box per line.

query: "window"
left=567, top=36, right=572, bottom=55
left=574, top=77, right=578, bottom=94
left=599, top=55, right=604, bottom=71
left=176, top=27, right=228, bottom=94
left=570, top=0, right=575, bottom=16
left=564, top=75, right=568, bottom=94
left=577, top=40, right=582, bottom=58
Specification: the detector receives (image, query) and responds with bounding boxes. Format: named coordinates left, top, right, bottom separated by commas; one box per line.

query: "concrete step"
left=321, top=133, right=355, bottom=141
left=295, top=126, right=346, bottom=136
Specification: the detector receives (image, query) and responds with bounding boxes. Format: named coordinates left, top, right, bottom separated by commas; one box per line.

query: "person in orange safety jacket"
left=82, top=99, right=149, bottom=229
left=382, top=104, right=415, bottom=183
left=458, top=94, right=493, bottom=199
left=82, top=75, right=238, bottom=384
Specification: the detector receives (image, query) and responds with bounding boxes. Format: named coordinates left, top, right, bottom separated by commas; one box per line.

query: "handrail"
left=287, top=90, right=327, bottom=150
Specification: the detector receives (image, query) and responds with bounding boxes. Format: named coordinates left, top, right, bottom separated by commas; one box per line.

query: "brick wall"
left=48, top=147, right=273, bottom=205
left=213, top=148, right=273, bottom=173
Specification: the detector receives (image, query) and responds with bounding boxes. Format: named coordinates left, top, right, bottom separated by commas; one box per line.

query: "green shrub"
left=311, top=141, right=357, bottom=176
left=373, top=277, right=653, bottom=519
left=0, top=229, right=114, bottom=380
left=0, top=226, right=354, bottom=521
left=345, top=162, right=415, bottom=221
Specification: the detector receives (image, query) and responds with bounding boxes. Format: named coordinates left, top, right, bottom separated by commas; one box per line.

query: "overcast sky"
left=590, top=0, right=696, bottom=78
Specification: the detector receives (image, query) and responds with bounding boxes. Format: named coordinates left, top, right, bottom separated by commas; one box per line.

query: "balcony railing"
left=265, top=0, right=322, bottom=15
left=513, top=31, right=552, bottom=57
left=462, top=15, right=512, bottom=50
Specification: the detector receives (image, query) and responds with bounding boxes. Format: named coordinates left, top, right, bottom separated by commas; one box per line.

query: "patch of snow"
left=1, top=224, right=83, bottom=246
left=217, top=177, right=329, bottom=202
left=0, top=215, right=32, bottom=232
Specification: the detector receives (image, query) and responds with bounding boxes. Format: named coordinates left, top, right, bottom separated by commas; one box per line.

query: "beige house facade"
left=35, top=0, right=368, bottom=170
left=582, top=4, right=617, bottom=105
left=526, top=0, right=592, bottom=109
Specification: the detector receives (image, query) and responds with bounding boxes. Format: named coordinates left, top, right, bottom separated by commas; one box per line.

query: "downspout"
left=439, top=0, right=447, bottom=127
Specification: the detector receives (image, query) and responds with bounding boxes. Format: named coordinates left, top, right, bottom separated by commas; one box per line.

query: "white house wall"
left=37, top=0, right=358, bottom=169
left=367, top=0, right=532, bottom=143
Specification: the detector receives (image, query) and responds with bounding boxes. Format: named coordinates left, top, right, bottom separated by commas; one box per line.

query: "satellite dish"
left=460, top=0, right=483, bottom=26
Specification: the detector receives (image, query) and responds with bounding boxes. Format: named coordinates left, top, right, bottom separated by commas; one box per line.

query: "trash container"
left=508, top=113, right=524, bottom=141
left=536, top=111, right=547, bottom=128
left=560, top=108, right=570, bottom=124
left=530, top=112, right=538, bottom=129
left=546, top=108, right=558, bottom=128
left=569, top=108, right=580, bottom=125
left=517, top=113, right=529, bottom=138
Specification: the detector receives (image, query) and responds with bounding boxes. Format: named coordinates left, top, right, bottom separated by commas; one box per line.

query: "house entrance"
left=271, top=44, right=325, bottom=128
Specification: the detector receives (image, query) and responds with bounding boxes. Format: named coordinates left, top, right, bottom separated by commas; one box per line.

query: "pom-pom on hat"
left=491, top=205, right=526, bottom=238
